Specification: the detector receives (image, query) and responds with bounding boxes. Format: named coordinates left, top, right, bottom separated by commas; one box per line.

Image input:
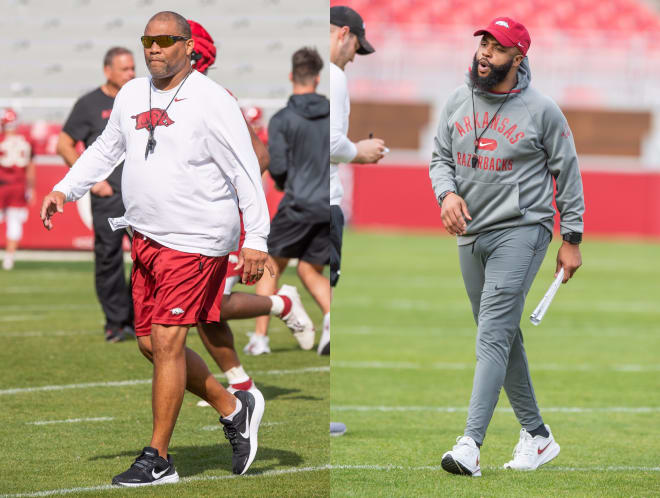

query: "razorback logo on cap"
left=130, top=109, right=175, bottom=130
left=495, top=20, right=510, bottom=28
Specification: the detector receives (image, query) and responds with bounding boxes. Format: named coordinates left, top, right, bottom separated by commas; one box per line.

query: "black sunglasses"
left=141, top=35, right=188, bottom=48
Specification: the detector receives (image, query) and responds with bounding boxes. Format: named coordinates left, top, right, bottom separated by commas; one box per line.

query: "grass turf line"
left=0, top=262, right=329, bottom=496
left=331, top=230, right=660, bottom=497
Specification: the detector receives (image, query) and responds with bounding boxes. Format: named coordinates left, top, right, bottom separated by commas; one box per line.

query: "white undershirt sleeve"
left=330, top=66, right=357, bottom=164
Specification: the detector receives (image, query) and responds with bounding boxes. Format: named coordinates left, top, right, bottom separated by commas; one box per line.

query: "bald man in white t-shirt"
left=41, top=10, right=270, bottom=486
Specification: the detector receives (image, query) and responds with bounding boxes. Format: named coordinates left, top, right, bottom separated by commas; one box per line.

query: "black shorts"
left=268, top=208, right=329, bottom=265
left=330, top=205, right=344, bottom=287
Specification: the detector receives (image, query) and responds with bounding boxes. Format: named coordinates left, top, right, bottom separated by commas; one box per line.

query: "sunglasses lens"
left=141, top=35, right=176, bottom=48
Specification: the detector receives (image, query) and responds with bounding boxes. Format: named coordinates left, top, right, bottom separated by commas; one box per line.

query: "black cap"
left=330, top=6, right=375, bottom=55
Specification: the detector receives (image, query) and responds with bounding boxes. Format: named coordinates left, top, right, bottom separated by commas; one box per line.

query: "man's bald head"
left=146, top=11, right=191, bottom=38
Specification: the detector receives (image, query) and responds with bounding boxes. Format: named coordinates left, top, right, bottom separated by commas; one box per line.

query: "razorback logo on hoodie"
left=454, top=112, right=525, bottom=145
left=131, top=108, right=175, bottom=130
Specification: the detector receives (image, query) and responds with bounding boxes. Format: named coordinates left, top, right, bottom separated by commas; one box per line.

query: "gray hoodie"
left=429, top=59, right=584, bottom=244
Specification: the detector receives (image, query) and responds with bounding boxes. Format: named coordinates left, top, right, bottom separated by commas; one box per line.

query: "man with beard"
left=41, top=11, right=270, bottom=485
left=429, top=17, right=584, bottom=476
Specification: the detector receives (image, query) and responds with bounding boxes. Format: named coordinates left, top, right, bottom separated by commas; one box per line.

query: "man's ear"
left=512, top=53, right=524, bottom=67
left=185, top=38, right=195, bottom=57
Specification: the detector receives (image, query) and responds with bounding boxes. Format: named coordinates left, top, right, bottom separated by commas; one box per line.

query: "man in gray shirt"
left=429, top=17, right=584, bottom=476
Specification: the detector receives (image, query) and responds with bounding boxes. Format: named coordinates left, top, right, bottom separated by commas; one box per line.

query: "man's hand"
left=90, top=180, right=113, bottom=197
left=234, top=247, right=275, bottom=284
left=354, top=138, right=386, bottom=164
left=555, top=241, right=582, bottom=283
left=440, top=192, right=472, bottom=235
left=40, top=191, right=66, bottom=231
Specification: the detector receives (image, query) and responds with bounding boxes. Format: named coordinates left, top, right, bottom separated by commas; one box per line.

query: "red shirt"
left=0, top=131, right=32, bottom=185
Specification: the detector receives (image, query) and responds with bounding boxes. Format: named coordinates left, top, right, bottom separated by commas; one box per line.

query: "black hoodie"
left=267, top=93, right=330, bottom=223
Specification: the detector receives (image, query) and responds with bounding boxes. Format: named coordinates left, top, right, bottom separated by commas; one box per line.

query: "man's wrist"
left=562, top=232, right=582, bottom=245
left=439, top=190, right=455, bottom=205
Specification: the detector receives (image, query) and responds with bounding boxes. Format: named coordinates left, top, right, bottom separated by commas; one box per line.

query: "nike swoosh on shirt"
left=538, top=442, right=552, bottom=455
left=152, top=467, right=169, bottom=479
left=239, top=407, right=250, bottom=439
left=476, top=139, right=498, bottom=151
left=174, top=98, right=187, bottom=102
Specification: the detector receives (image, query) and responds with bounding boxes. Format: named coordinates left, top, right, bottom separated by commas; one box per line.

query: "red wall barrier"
left=0, top=164, right=284, bottom=250
left=351, top=164, right=660, bottom=237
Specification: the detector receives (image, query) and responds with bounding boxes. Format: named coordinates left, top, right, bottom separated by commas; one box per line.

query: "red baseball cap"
left=474, top=17, right=531, bottom=56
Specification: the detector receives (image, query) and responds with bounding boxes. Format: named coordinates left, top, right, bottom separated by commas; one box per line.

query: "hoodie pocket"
left=455, top=177, right=523, bottom=234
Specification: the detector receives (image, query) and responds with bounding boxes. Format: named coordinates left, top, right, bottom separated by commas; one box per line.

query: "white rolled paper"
left=530, top=268, right=564, bottom=326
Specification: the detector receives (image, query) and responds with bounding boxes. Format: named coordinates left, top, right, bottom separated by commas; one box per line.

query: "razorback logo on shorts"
left=130, top=108, right=175, bottom=130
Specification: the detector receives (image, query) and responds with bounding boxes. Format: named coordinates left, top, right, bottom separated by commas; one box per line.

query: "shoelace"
left=223, top=424, right=238, bottom=449
left=513, top=431, right=537, bottom=459
left=131, top=452, right=156, bottom=472
left=453, top=436, right=473, bottom=451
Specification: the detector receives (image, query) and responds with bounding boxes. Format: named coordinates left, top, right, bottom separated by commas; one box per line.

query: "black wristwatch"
left=439, top=190, right=454, bottom=205
left=562, top=232, right=582, bottom=245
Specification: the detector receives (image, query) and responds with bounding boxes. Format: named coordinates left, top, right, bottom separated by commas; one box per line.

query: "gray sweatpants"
left=458, top=224, right=551, bottom=445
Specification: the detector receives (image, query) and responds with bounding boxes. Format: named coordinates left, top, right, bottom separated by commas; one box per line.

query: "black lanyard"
left=145, top=70, right=192, bottom=159
left=470, top=86, right=512, bottom=168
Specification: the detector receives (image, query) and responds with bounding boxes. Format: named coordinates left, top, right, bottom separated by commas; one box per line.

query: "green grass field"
left=331, top=230, right=660, bottom=497
left=0, top=261, right=329, bottom=497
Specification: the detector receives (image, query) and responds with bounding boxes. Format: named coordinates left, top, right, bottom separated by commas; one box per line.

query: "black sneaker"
left=220, top=390, right=264, bottom=475
left=104, top=327, right=123, bottom=343
left=121, top=325, right=136, bottom=340
left=111, top=446, right=179, bottom=487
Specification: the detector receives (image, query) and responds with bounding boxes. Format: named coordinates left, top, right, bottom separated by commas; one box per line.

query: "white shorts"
left=1, top=207, right=28, bottom=241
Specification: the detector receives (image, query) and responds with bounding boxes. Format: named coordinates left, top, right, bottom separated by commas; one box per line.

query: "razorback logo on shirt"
left=130, top=108, right=175, bottom=130
left=101, top=109, right=112, bottom=119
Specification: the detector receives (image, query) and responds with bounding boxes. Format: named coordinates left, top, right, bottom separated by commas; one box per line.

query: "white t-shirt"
left=330, top=62, right=357, bottom=206
left=53, top=71, right=269, bottom=257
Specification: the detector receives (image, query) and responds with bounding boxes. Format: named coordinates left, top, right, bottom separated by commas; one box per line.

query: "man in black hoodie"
left=250, top=47, right=331, bottom=356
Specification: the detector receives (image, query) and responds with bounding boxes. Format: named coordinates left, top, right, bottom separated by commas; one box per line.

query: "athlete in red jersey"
left=0, top=108, right=35, bottom=270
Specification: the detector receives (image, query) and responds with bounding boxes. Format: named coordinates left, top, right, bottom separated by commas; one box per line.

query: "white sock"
left=269, top=295, right=285, bottom=315
left=323, top=312, right=330, bottom=333
left=223, top=398, right=242, bottom=421
left=224, top=366, right=250, bottom=385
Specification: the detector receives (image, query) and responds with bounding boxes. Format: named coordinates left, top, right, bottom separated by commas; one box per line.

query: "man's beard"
left=470, top=53, right=514, bottom=91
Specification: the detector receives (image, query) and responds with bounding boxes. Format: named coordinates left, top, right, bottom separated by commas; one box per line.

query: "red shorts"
left=0, top=183, right=27, bottom=209
left=131, top=232, right=228, bottom=336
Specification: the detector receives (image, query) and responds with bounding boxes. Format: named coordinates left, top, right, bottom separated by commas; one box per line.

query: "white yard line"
left=331, top=464, right=660, bottom=472
left=201, top=421, right=283, bottom=431
left=0, top=331, right=97, bottom=338
left=332, top=405, right=660, bottom=414
left=332, top=360, right=660, bottom=372
left=0, top=304, right=97, bottom=312
left=337, top=297, right=659, bottom=314
left=0, top=366, right=329, bottom=396
left=0, top=465, right=330, bottom=497
left=26, top=417, right=114, bottom=426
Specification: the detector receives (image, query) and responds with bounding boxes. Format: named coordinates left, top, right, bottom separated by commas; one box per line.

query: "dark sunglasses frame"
left=141, top=35, right=188, bottom=48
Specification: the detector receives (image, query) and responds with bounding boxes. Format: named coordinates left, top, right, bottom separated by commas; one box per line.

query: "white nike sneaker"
left=2, top=256, right=14, bottom=271
left=277, top=285, right=315, bottom=350
left=441, top=436, right=481, bottom=477
left=503, top=425, right=560, bottom=471
left=243, top=333, right=271, bottom=356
